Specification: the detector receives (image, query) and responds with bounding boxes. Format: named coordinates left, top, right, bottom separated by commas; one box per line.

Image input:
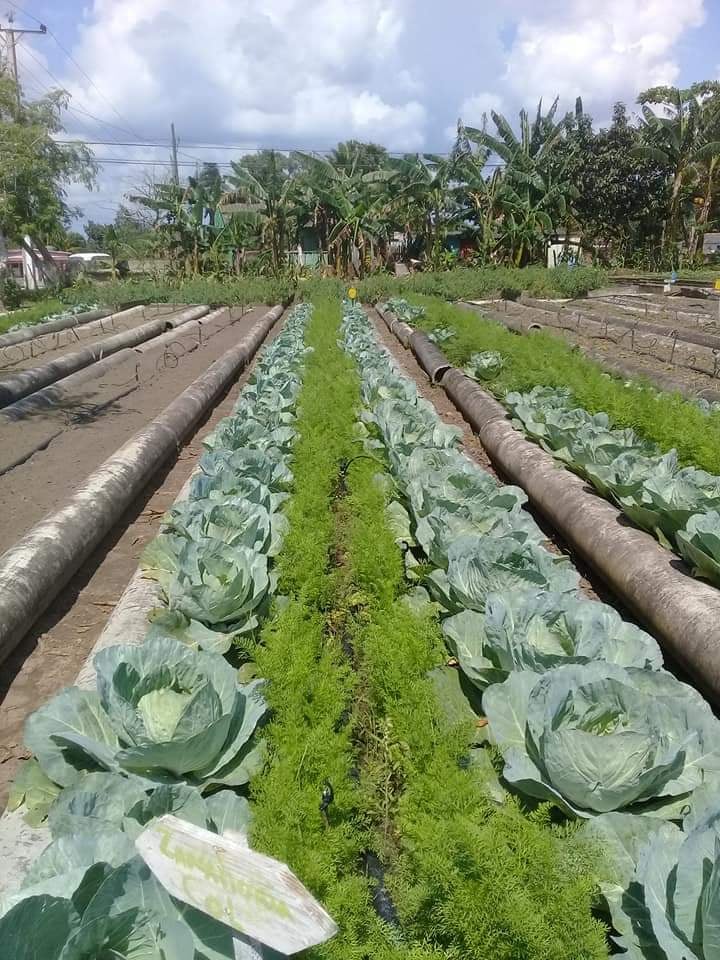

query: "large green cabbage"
left=442, top=590, right=663, bottom=689
left=484, top=662, right=720, bottom=818
left=463, top=351, right=505, bottom=382
left=163, top=496, right=288, bottom=557
left=428, top=534, right=579, bottom=613
left=25, top=637, right=267, bottom=791
left=677, top=509, right=720, bottom=585
left=141, top=537, right=272, bottom=639
left=586, top=798, right=720, bottom=959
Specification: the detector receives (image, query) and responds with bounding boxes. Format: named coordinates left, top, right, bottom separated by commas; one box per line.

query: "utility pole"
left=0, top=12, right=47, bottom=113
left=170, top=122, right=179, bottom=185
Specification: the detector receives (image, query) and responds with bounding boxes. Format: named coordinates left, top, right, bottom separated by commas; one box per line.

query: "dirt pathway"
left=0, top=311, right=284, bottom=807
left=0, top=307, right=263, bottom=551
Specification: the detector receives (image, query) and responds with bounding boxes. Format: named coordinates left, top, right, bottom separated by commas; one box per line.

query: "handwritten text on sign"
left=136, top=815, right=338, bottom=955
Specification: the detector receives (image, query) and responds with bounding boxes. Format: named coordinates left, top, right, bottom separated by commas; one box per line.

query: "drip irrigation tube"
left=0, top=305, right=210, bottom=408
left=459, top=302, right=720, bottom=406
left=0, top=304, right=284, bottom=666
left=0, top=307, right=114, bottom=349
left=0, top=307, right=231, bottom=423
left=379, top=305, right=720, bottom=706
left=519, top=296, right=720, bottom=352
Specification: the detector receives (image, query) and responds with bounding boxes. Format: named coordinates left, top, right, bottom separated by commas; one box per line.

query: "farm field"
left=1, top=293, right=720, bottom=959
left=466, top=298, right=720, bottom=401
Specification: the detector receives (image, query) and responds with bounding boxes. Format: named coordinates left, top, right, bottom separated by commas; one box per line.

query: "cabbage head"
left=427, top=534, right=579, bottom=613
left=484, top=662, right=720, bottom=818
left=25, top=636, right=267, bottom=791
left=586, top=798, right=720, bottom=959
left=676, top=509, right=720, bottom=586
left=442, top=590, right=663, bottom=689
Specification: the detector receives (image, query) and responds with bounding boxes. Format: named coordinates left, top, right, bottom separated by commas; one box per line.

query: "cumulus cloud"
left=501, top=0, right=706, bottom=119
left=39, top=0, right=707, bottom=222
left=60, top=0, right=424, bottom=148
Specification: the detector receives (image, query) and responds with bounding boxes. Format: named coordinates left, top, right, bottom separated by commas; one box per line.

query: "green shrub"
left=0, top=276, right=22, bottom=309
left=59, top=275, right=295, bottom=308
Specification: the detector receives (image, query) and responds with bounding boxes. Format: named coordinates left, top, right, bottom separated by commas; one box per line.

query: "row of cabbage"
left=506, top=385, right=720, bottom=587
left=389, top=297, right=720, bottom=588
left=347, top=300, right=720, bottom=960
left=0, top=303, right=312, bottom=958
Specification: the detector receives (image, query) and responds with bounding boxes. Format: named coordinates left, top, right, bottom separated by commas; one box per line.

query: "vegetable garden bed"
left=388, top=298, right=720, bottom=591
left=5, top=294, right=720, bottom=960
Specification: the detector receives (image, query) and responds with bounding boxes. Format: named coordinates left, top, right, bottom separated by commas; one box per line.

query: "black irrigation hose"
left=0, top=304, right=284, bottom=665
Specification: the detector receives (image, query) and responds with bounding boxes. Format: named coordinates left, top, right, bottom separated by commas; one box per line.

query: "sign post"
left=136, top=815, right=338, bottom=956
left=347, top=286, right=357, bottom=303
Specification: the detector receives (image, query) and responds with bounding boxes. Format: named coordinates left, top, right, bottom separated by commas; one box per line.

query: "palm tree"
left=635, top=83, right=720, bottom=257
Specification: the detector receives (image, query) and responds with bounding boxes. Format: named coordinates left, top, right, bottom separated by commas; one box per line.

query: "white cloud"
left=501, top=0, right=706, bottom=119
left=45, top=0, right=707, bottom=222
left=61, top=0, right=422, bottom=147
left=458, top=92, right=504, bottom=125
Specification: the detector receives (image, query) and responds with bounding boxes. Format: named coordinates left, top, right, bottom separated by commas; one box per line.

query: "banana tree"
left=293, top=152, right=393, bottom=276
left=635, top=83, right=720, bottom=257
left=129, top=177, right=222, bottom=275
left=386, top=153, right=460, bottom=266
left=464, top=100, right=575, bottom=265
left=224, top=152, right=294, bottom=273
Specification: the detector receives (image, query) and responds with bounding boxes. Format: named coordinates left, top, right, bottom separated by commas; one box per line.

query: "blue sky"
left=4, top=0, right=719, bottom=222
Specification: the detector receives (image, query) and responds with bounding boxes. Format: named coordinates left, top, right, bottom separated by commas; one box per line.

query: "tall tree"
left=330, top=140, right=389, bottom=174
left=465, top=100, right=575, bottom=265
left=550, top=101, right=669, bottom=266
left=0, top=78, right=96, bottom=278
left=225, top=151, right=294, bottom=273
left=635, top=82, right=720, bottom=257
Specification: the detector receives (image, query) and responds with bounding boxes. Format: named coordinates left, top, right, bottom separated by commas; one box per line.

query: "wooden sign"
left=136, top=815, right=338, bottom=955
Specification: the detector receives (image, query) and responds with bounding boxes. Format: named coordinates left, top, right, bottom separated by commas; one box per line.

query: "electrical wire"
left=16, top=40, right=144, bottom=140
left=5, top=0, right=145, bottom=139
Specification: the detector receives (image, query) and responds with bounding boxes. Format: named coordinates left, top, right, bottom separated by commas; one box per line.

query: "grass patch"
left=339, top=452, right=609, bottom=960
left=0, top=299, right=65, bottom=334
left=408, top=296, right=720, bottom=475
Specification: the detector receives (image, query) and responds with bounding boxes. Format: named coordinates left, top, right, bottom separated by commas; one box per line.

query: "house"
left=4, top=246, right=71, bottom=289
left=703, top=233, right=720, bottom=259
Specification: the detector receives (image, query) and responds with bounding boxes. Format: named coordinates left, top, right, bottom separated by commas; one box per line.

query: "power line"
left=16, top=40, right=143, bottom=140
left=5, top=0, right=145, bottom=139
left=51, top=138, right=459, bottom=157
